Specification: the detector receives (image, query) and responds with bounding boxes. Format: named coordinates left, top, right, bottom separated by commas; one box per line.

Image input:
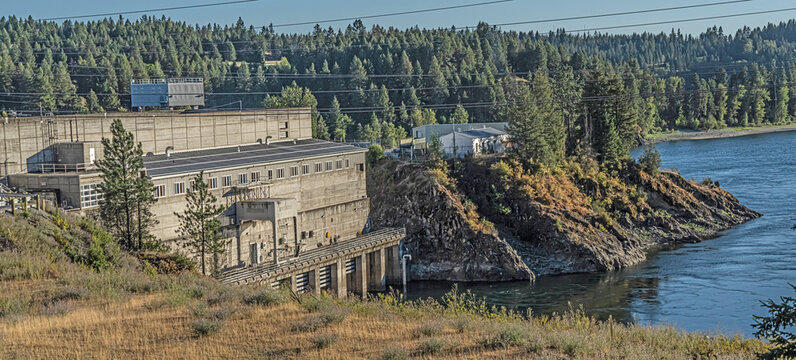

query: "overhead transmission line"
left=4, top=79, right=787, bottom=116
left=22, top=0, right=750, bottom=55
left=37, top=0, right=258, bottom=21
left=467, top=0, right=752, bottom=28
left=267, top=0, right=512, bottom=28
left=568, top=6, right=796, bottom=33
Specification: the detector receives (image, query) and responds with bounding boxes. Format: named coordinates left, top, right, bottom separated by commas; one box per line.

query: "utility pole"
left=402, top=254, right=412, bottom=297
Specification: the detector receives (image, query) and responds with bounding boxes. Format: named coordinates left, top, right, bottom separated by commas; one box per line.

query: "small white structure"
left=411, top=122, right=508, bottom=141
left=439, top=127, right=508, bottom=158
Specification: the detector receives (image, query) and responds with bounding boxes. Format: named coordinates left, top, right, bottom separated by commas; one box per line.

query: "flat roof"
left=143, top=139, right=366, bottom=178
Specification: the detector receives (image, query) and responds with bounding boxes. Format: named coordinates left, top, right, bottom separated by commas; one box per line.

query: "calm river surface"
left=406, top=130, right=796, bottom=337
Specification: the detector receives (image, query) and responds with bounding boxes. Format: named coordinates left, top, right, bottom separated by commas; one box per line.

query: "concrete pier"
left=219, top=228, right=404, bottom=298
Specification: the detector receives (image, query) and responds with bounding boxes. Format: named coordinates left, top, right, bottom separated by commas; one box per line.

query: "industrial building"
left=409, top=122, right=508, bottom=155
left=131, top=78, right=205, bottom=109
left=2, top=108, right=405, bottom=296
left=439, top=127, right=509, bottom=158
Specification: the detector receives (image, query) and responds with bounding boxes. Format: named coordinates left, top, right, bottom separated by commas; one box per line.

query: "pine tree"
left=452, top=104, right=469, bottom=124
left=175, top=171, right=225, bottom=275
left=86, top=90, right=103, bottom=113
left=97, top=119, right=157, bottom=250
left=503, top=74, right=565, bottom=168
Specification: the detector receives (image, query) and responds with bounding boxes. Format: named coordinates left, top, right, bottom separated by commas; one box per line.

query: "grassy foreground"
left=0, top=210, right=768, bottom=359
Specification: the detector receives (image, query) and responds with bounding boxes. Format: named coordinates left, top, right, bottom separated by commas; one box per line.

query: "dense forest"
left=2, top=15, right=796, bottom=147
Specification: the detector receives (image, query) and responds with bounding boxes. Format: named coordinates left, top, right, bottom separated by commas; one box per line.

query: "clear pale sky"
left=5, top=0, right=796, bottom=35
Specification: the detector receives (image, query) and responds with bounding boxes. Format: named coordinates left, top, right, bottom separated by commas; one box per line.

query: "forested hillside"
left=2, top=16, right=796, bottom=145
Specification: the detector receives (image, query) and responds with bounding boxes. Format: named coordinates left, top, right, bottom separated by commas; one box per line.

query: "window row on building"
left=80, top=183, right=103, bottom=208
left=153, top=156, right=353, bottom=199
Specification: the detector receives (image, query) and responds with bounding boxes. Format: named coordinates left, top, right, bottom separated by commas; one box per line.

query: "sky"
left=4, top=0, right=796, bottom=35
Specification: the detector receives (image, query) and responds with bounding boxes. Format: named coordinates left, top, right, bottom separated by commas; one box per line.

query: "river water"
left=406, top=131, right=796, bottom=337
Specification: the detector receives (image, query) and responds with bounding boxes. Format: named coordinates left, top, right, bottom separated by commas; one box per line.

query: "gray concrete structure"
left=0, top=107, right=312, bottom=177
left=4, top=107, right=404, bottom=295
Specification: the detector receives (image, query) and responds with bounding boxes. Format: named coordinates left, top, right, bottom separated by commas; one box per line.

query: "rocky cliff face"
left=458, top=158, right=761, bottom=276
left=367, top=161, right=533, bottom=282
left=369, top=157, right=759, bottom=281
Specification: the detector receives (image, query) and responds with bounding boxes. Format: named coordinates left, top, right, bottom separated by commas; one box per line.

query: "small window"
left=267, top=169, right=273, bottom=181
left=325, top=161, right=333, bottom=171
left=280, top=131, right=289, bottom=138
left=251, top=171, right=260, bottom=183
left=279, top=121, right=288, bottom=129
left=276, top=168, right=285, bottom=179
left=335, top=160, right=343, bottom=169
left=238, top=173, right=248, bottom=185
left=290, top=166, right=299, bottom=177
left=154, top=184, right=166, bottom=198
left=345, top=159, right=350, bottom=168
left=314, top=162, right=323, bottom=172
left=174, top=182, right=185, bottom=195
left=222, top=175, right=232, bottom=187
left=188, top=180, right=195, bottom=192
left=302, top=164, right=310, bottom=175
left=209, top=177, right=218, bottom=189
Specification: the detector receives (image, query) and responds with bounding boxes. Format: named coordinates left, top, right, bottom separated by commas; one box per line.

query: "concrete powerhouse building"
left=2, top=108, right=405, bottom=296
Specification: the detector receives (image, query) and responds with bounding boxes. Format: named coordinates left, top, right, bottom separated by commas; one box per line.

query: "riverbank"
left=648, top=124, right=796, bottom=143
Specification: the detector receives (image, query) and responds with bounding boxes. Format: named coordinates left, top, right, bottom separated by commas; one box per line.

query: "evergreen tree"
left=503, top=74, right=565, bottom=167
left=451, top=104, right=469, bottom=124
left=175, top=171, right=225, bottom=275
left=96, top=119, right=157, bottom=250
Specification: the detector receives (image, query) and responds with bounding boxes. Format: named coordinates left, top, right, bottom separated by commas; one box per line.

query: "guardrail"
left=33, top=163, right=95, bottom=173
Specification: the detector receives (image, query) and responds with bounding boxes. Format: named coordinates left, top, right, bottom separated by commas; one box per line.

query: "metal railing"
left=33, top=163, right=95, bottom=173
left=131, top=77, right=203, bottom=85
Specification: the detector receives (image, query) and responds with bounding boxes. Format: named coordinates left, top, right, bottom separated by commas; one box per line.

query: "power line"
left=3, top=78, right=784, bottom=116
left=469, top=0, right=752, bottom=28
left=37, top=0, right=259, bottom=21
left=268, top=0, right=512, bottom=28
left=568, top=6, right=796, bottom=33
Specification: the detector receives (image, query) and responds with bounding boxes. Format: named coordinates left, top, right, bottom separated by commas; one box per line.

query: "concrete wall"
left=7, top=172, right=102, bottom=208
left=0, top=108, right=313, bottom=177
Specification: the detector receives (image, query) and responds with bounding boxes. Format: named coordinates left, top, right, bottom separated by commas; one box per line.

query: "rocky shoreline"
left=368, top=159, right=760, bottom=281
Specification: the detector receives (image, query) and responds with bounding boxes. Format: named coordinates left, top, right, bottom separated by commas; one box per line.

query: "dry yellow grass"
left=0, top=206, right=769, bottom=359
left=0, top=282, right=766, bottom=360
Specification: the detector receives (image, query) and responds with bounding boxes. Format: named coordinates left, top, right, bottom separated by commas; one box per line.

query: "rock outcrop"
left=459, top=158, right=761, bottom=276
left=367, top=161, right=533, bottom=282
left=369, top=157, right=760, bottom=281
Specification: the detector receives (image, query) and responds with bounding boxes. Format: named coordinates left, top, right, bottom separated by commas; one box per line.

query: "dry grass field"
left=0, top=210, right=769, bottom=359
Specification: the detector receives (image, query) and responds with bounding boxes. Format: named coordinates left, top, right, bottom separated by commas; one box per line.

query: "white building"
left=411, top=122, right=508, bottom=141
left=439, top=127, right=509, bottom=158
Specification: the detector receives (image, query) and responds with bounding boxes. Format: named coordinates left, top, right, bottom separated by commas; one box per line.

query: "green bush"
left=638, top=143, right=662, bottom=174
left=309, top=333, right=338, bottom=349
left=479, top=325, right=527, bottom=349
left=191, top=318, right=223, bottom=337
left=0, top=297, right=29, bottom=318
left=367, top=144, right=385, bottom=165
left=418, top=337, right=447, bottom=355
left=416, top=321, right=443, bottom=337
left=243, top=288, right=288, bottom=307
left=380, top=347, right=409, bottom=360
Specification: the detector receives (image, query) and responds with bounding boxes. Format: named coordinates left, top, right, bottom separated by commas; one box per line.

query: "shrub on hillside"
left=243, top=287, right=288, bottom=307
left=380, top=347, right=409, bottom=360
left=638, top=143, right=662, bottom=174
left=191, top=318, right=223, bottom=337
left=309, top=333, right=338, bottom=349
left=479, top=325, right=527, bottom=349
left=418, top=337, right=447, bottom=355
